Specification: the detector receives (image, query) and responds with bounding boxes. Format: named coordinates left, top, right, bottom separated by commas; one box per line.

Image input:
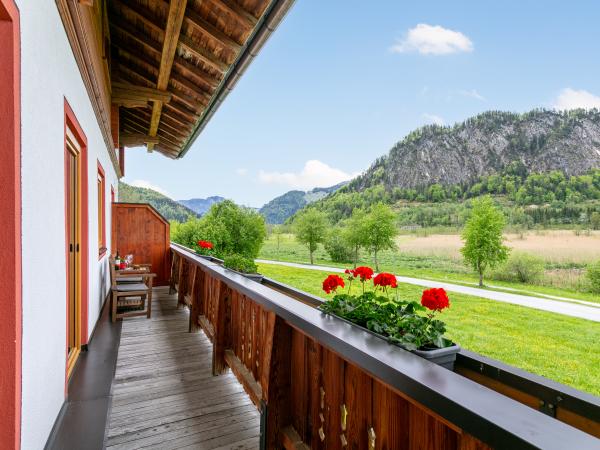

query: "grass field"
left=259, top=233, right=600, bottom=303
left=257, top=262, right=600, bottom=396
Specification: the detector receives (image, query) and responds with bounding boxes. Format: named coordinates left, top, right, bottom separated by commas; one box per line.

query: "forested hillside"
left=178, top=196, right=225, bottom=215
left=259, top=182, right=347, bottom=224
left=293, top=109, right=600, bottom=229
left=118, top=182, right=198, bottom=222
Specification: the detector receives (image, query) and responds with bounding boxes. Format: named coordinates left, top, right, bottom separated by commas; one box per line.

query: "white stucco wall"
left=18, top=1, right=118, bottom=448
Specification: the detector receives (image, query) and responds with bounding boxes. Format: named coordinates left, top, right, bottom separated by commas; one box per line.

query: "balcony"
left=49, top=203, right=600, bottom=449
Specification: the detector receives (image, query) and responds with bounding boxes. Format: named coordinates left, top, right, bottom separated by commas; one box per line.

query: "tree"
left=362, top=203, right=397, bottom=271
left=461, top=197, right=510, bottom=286
left=342, top=209, right=368, bottom=268
left=198, top=200, right=266, bottom=259
left=272, top=225, right=284, bottom=256
left=293, top=209, right=328, bottom=264
left=591, top=212, right=600, bottom=230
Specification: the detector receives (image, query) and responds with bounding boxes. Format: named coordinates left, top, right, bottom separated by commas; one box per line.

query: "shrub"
left=324, top=229, right=353, bottom=263
left=493, top=252, right=545, bottom=283
left=587, top=260, right=600, bottom=293
left=223, top=254, right=258, bottom=274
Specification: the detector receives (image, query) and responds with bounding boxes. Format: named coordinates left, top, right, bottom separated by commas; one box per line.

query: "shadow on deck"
left=105, top=287, right=260, bottom=450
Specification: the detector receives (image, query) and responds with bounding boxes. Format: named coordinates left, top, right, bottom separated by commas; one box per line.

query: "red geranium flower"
left=421, top=288, right=450, bottom=312
left=322, top=274, right=345, bottom=294
left=198, top=240, right=214, bottom=249
left=373, top=272, right=398, bottom=288
left=351, top=266, right=374, bottom=281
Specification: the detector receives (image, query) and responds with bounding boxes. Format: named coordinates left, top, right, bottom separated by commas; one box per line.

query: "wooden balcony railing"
left=170, top=243, right=600, bottom=450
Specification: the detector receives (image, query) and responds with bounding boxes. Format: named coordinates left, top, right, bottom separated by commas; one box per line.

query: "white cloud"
left=129, top=179, right=172, bottom=197
left=235, top=168, right=248, bottom=176
left=458, top=89, right=485, bottom=101
left=391, top=24, right=473, bottom=55
left=553, top=88, right=600, bottom=110
left=258, top=160, right=360, bottom=190
left=422, top=113, right=445, bottom=126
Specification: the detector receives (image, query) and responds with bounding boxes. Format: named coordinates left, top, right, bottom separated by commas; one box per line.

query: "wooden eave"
left=108, top=0, right=295, bottom=158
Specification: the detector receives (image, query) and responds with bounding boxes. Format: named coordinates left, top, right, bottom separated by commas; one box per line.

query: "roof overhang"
left=109, top=0, right=295, bottom=159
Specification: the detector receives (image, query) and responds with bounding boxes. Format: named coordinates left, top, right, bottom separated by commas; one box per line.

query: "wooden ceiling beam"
left=123, top=112, right=186, bottom=146
left=112, top=82, right=172, bottom=107
left=130, top=107, right=193, bottom=135
left=111, top=0, right=165, bottom=36
left=123, top=109, right=187, bottom=140
left=178, top=34, right=228, bottom=73
left=110, top=5, right=222, bottom=89
left=114, top=44, right=210, bottom=109
left=148, top=0, right=188, bottom=152
left=184, top=8, right=242, bottom=52
left=120, top=132, right=161, bottom=147
left=212, top=0, right=258, bottom=28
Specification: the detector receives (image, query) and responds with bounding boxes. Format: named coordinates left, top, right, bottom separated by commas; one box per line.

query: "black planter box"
left=224, top=267, right=264, bottom=283
left=320, top=308, right=460, bottom=370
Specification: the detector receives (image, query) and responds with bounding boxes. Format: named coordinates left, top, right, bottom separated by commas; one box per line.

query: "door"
left=66, top=127, right=81, bottom=377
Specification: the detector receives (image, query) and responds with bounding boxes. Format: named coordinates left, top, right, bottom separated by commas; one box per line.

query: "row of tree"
left=290, top=197, right=511, bottom=287
left=292, top=203, right=398, bottom=271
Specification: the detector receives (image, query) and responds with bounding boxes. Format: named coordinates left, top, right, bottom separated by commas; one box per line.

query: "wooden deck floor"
left=105, top=287, right=260, bottom=450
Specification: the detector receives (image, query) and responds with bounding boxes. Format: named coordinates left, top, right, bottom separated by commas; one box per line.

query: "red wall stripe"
left=0, top=1, right=21, bottom=448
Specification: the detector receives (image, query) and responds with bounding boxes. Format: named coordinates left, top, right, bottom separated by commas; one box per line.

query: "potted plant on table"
left=223, top=254, right=263, bottom=282
left=320, top=267, right=459, bottom=369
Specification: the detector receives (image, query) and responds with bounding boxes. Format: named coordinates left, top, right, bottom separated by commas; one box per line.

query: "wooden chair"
left=109, top=258, right=156, bottom=322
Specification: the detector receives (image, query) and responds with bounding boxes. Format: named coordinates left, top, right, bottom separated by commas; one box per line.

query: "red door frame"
left=0, top=1, right=21, bottom=448
left=64, top=99, right=89, bottom=385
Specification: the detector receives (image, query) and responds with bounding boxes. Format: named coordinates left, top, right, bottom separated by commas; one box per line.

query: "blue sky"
left=123, top=0, right=600, bottom=207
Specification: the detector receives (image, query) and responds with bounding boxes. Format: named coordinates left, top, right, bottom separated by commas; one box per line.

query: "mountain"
left=118, top=182, right=198, bottom=222
left=178, top=196, right=225, bottom=215
left=350, top=109, right=600, bottom=192
left=259, top=182, right=348, bottom=224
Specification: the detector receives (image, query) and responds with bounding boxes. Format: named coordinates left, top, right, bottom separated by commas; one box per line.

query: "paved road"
left=256, top=259, right=600, bottom=323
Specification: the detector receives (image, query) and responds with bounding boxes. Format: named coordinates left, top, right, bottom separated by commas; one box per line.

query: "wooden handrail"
left=170, top=243, right=599, bottom=450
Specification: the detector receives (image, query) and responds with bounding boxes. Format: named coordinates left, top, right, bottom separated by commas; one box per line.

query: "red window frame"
left=97, top=160, right=106, bottom=258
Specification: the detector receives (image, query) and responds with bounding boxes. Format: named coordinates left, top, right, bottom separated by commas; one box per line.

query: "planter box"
left=224, top=267, right=264, bottom=283
left=320, top=308, right=460, bottom=370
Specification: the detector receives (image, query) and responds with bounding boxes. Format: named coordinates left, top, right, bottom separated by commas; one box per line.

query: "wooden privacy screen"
left=172, top=250, right=490, bottom=450
left=111, top=203, right=170, bottom=285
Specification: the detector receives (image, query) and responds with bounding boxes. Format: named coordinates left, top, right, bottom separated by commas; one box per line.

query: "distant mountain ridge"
left=178, top=196, right=225, bottom=215
left=349, top=109, right=600, bottom=192
left=118, top=182, right=198, bottom=222
left=259, top=182, right=347, bottom=224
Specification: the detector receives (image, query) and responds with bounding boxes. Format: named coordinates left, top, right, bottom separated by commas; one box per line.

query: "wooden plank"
left=307, top=339, right=323, bottom=450
left=112, top=81, right=172, bottom=105
left=343, top=362, right=372, bottom=449
left=372, top=380, right=408, bottom=450
left=106, top=287, right=260, bottom=449
left=119, top=132, right=160, bottom=146
left=262, top=315, right=292, bottom=448
left=225, top=349, right=263, bottom=408
left=282, top=425, right=310, bottom=450
left=212, top=280, right=231, bottom=375
left=290, top=330, right=308, bottom=440
left=148, top=0, right=188, bottom=151
left=408, top=402, right=458, bottom=450
left=322, top=348, right=345, bottom=450
left=178, top=34, right=228, bottom=73
left=213, top=0, right=258, bottom=27
left=185, top=8, right=242, bottom=52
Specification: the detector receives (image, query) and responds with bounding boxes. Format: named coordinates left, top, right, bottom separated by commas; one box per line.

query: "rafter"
left=120, top=132, right=160, bottom=147
left=212, top=0, right=258, bottom=28
left=178, top=34, right=228, bottom=73
left=112, top=82, right=172, bottom=107
left=185, top=8, right=242, bottom=52
left=110, top=7, right=222, bottom=89
left=147, top=0, right=188, bottom=151
left=114, top=44, right=210, bottom=108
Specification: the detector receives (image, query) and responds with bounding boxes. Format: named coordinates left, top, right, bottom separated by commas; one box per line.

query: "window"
left=97, top=161, right=106, bottom=257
